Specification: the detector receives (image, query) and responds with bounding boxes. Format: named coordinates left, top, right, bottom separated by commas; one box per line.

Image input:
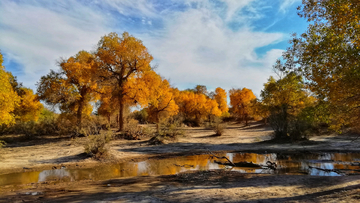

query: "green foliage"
left=84, top=131, right=113, bottom=159
left=261, top=72, right=315, bottom=141
left=281, top=0, right=360, bottom=131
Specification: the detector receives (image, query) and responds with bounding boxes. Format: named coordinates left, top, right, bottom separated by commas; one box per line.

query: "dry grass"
left=83, top=131, right=114, bottom=159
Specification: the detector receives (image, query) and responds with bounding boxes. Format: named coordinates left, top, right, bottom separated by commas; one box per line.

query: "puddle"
left=1, top=152, right=360, bottom=186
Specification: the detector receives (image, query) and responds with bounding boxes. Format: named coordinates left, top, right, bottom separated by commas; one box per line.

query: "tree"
left=261, top=73, right=313, bottom=139
left=214, top=87, right=229, bottom=115
left=229, top=88, right=256, bottom=126
left=282, top=0, right=360, bottom=130
left=194, top=85, right=208, bottom=96
left=97, top=86, right=118, bottom=127
left=250, top=99, right=270, bottom=124
left=37, top=50, right=99, bottom=127
left=175, top=90, right=221, bottom=125
left=0, top=51, right=20, bottom=126
left=96, top=32, right=153, bottom=131
left=147, top=79, right=179, bottom=132
left=14, top=87, right=43, bottom=122
left=7, top=72, right=43, bottom=122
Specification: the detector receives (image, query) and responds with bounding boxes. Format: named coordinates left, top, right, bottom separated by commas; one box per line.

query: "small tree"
left=229, top=88, right=256, bottom=126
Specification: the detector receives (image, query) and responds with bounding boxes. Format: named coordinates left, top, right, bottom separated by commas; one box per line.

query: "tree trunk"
left=119, top=99, right=124, bottom=131
left=156, top=113, right=160, bottom=133
left=116, top=114, right=119, bottom=128
left=108, top=114, right=111, bottom=127
left=283, top=104, right=288, bottom=138
left=77, top=99, right=84, bottom=129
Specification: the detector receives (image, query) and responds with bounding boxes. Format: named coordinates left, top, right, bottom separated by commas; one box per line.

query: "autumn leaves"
left=34, top=32, right=233, bottom=132
left=0, top=53, right=43, bottom=126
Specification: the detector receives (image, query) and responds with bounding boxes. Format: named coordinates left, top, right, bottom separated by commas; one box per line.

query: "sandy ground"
left=1, top=122, right=360, bottom=202
left=1, top=171, right=360, bottom=202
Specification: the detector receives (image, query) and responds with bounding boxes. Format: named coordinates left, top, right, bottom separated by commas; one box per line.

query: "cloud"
left=140, top=1, right=285, bottom=94
left=0, top=0, right=288, bottom=96
left=279, top=0, right=300, bottom=13
left=0, top=0, right=111, bottom=89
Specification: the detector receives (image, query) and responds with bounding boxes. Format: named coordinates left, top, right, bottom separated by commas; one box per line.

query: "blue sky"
left=0, top=0, right=308, bottom=96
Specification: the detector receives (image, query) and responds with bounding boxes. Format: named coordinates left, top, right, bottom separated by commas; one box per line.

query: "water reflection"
left=1, top=152, right=360, bottom=186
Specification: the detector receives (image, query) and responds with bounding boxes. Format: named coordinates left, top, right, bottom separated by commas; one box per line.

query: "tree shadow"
left=3, top=135, right=71, bottom=148
left=195, top=134, right=222, bottom=139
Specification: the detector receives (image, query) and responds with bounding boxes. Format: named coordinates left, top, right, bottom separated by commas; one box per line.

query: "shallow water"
left=1, top=152, right=360, bottom=186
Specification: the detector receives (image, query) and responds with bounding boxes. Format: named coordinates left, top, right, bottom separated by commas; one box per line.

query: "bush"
left=84, top=131, right=113, bottom=159
left=117, top=119, right=154, bottom=140
left=183, top=118, right=201, bottom=127
left=132, top=109, right=149, bottom=124
left=0, top=140, right=6, bottom=148
left=149, top=121, right=185, bottom=144
left=269, top=109, right=312, bottom=141
left=212, top=122, right=227, bottom=136
left=206, top=117, right=227, bottom=136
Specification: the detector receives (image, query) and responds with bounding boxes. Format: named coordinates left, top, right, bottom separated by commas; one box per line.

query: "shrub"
left=212, top=122, right=227, bottom=136
left=206, top=117, right=227, bottom=136
left=269, top=109, right=313, bottom=141
left=83, top=131, right=113, bottom=159
left=132, top=109, right=148, bottom=124
left=183, top=118, right=201, bottom=127
left=118, top=119, right=154, bottom=140
left=150, top=121, right=185, bottom=144
left=0, top=140, right=6, bottom=148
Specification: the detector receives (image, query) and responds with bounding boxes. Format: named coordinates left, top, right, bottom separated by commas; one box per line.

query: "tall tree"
left=37, top=50, right=99, bottom=127
left=96, top=32, right=153, bottom=131
left=214, top=87, right=229, bottom=115
left=282, top=0, right=360, bottom=129
left=229, top=88, right=256, bottom=125
left=0, top=51, right=20, bottom=126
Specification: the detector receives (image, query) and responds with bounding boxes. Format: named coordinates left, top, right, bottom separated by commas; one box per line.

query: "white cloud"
left=99, top=0, right=157, bottom=18
left=141, top=1, right=285, bottom=95
left=0, top=0, right=286, bottom=96
left=0, top=0, right=111, bottom=89
left=279, top=0, right=300, bottom=13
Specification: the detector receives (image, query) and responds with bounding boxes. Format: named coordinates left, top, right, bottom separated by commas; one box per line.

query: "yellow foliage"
left=214, top=87, right=228, bottom=114
left=96, top=32, right=154, bottom=131
left=175, top=90, right=221, bottom=121
left=230, top=88, right=256, bottom=124
left=146, top=79, right=179, bottom=123
left=0, top=51, right=20, bottom=126
left=37, top=50, right=99, bottom=127
left=15, top=88, right=43, bottom=122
